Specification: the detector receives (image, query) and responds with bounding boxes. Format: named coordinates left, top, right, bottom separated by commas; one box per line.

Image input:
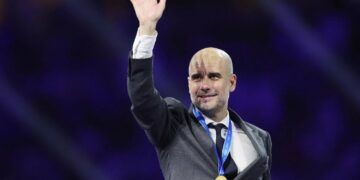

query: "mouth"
left=197, top=94, right=217, bottom=102
left=198, top=94, right=217, bottom=98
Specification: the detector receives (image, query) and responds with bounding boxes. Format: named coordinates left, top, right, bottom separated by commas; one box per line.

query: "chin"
left=197, top=103, right=217, bottom=113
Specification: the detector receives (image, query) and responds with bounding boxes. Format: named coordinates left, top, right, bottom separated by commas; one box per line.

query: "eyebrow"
left=190, top=73, right=202, bottom=79
left=190, top=72, right=222, bottom=79
left=208, top=72, right=222, bottom=78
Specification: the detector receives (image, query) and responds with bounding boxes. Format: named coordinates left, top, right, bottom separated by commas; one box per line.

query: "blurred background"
left=0, top=0, right=359, bottom=179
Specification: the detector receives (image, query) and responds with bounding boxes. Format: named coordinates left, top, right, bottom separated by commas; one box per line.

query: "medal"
left=215, top=175, right=227, bottom=180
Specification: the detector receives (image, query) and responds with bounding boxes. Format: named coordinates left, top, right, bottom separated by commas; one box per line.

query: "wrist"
left=138, top=23, right=157, bottom=36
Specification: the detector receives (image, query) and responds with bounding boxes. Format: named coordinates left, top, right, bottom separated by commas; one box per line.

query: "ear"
left=229, top=74, right=237, bottom=92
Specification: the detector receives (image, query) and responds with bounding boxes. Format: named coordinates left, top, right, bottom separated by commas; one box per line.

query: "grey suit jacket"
left=127, top=56, right=272, bottom=180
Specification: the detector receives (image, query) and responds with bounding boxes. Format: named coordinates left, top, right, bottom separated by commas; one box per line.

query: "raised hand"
left=130, top=0, right=166, bottom=35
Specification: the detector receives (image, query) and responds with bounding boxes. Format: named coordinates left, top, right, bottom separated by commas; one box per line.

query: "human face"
left=188, top=49, right=236, bottom=119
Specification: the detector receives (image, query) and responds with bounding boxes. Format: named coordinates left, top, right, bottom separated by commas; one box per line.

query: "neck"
left=202, top=109, right=228, bottom=122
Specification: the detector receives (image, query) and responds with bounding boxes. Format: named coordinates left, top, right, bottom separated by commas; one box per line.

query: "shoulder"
left=243, top=121, right=270, bottom=138
left=164, top=97, right=188, bottom=114
left=229, top=109, right=270, bottom=138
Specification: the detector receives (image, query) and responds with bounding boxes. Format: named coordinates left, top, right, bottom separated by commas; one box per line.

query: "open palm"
left=131, top=0, right=166, bottom=26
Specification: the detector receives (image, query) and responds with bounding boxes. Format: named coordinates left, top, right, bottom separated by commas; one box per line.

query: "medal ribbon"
left=192, top=106, right=232, bottom=176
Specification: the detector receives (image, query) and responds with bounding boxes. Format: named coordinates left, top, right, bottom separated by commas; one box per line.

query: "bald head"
left=188, top=47, right=233, bottom=76
left=187, top=47, right=237, bottom=121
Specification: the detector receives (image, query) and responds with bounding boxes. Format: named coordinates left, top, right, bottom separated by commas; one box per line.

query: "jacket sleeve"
left=127, top=55, right=184, bottom=148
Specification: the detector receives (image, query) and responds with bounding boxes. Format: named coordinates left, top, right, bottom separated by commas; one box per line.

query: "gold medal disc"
left=215, top=175, right=227, bottom=180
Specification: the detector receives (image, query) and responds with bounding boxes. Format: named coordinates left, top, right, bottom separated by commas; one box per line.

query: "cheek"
left=189, top=83, right=198, bottom=95
left=214, top=81, right=225, bottom=89
left=215, top=82, right=230, bottom=94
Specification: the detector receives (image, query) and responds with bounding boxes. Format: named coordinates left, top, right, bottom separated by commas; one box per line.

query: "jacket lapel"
left=230, top=109, right=269, bottom=180
left=188, top=106, right=218, bottom=172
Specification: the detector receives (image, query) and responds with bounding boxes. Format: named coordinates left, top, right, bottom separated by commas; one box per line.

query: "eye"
left=208, top=73, right=221, bottom=80
left=191, top=74, right=202, bottom=82
left=210, top=76, right=219, bottom=80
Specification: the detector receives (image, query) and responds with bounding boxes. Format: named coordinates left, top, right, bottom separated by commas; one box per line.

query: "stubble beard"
left=194, top=98, right=226, bottom=120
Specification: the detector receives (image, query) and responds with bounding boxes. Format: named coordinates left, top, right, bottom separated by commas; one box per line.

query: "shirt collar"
left=203, top=111, right=230, bottom=128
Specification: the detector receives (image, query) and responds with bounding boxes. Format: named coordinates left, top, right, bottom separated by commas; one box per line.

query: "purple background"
left=0, top=0, right=359, bottom=179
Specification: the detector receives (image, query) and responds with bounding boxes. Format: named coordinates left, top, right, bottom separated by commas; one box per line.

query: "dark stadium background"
left=0, top=0, right=359, bottom=179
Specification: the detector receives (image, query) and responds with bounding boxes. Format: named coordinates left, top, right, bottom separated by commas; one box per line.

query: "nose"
left=199, top=78, right=211, bottom=92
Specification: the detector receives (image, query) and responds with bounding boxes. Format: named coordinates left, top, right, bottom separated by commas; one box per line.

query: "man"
left=127, top=0, right=272, bottom=179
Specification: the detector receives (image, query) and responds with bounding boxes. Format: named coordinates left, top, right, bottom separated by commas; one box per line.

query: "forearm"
left=127, top=56, right=173, bottom=147
left=127, top=56, right=166, bottom=125
left=129, top=24, right=162, bottom=122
